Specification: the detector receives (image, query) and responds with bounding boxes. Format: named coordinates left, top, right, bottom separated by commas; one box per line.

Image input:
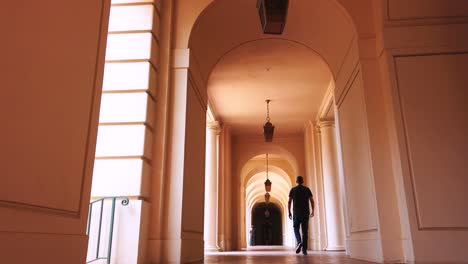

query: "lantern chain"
left=266, top=99, right=271, bottom=122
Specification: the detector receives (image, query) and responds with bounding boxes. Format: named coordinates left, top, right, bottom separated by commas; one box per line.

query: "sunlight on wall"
left=112, top=0, right=153, bottom=3
left=99, top=93, right=149, bottom=122
left=95, top=125, right=148, bottom=156
left=109, top=5, right=154, bottom=32
left=89, top=1, right=159, bottom=262
left=91, top=159, right=145, bottom=196
left=103, top=62, right=152, bottom=91
left=106, top=33, right=153, bottom=60
left=93, top=0, right=158, bottom=198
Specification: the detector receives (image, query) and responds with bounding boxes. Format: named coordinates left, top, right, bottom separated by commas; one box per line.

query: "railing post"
left=87, top=203, right=92, bottom=235
left=107, top=198, right=117, bottom=264
left=96, top=199, right=104, bottom=259
left=86, top=197, right=129, bottom=264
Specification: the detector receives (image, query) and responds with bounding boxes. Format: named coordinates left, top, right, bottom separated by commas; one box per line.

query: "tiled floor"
left=204, top=247, right=375, bottom=263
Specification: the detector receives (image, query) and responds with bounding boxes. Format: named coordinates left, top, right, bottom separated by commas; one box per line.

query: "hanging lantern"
left=257, top=0, right=289, bottom=35
left=264, top=192, right=271, bottom=203
left=263, top=100, right=275, bottom=142
left=264, top=153, right=272, bottom=192
left=264, top=179, right=272, bottom=192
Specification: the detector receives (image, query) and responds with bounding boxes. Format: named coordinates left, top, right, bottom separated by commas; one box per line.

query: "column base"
left=310, top=240, right=322, bottom=251
left=325, top=245, right=346, bottom=251
left=204, top=246, right=221, bottom=252
left=147, top=237, right=204, bottom=263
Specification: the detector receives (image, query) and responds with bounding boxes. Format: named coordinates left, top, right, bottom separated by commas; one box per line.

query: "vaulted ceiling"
left=189, top=0, right=357, bottom=137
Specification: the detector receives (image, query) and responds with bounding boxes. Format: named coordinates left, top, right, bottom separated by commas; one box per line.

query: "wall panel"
left=181, top=76, right=206, bottom=235
left=337, top=70, right=379, bottom=233
left=387, top=0, right=468, bottom=21
left=394, top=53, right=468, bottom=229
left=0, top=1, right=110, bottom=262
left=0, top=0, right=108, bottom=217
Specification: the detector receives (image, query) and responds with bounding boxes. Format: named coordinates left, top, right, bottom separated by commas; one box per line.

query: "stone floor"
left=204, top=247, right=375, bottom=263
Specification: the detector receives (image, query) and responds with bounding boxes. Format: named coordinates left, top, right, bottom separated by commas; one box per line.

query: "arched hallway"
left=2, top=0, right=468, bottom=263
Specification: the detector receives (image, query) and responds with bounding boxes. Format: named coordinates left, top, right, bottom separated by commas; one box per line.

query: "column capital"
left=207, top=121, right=222, bottom=135
left=316, top=120, right=335, bottom=130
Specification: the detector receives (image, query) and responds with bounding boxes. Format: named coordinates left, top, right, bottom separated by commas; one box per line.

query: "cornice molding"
left=207, top=120, right=222, bottom=134
left=316, top=120, right=335, bottom=131
left=316, top=80, right=335, bottom=121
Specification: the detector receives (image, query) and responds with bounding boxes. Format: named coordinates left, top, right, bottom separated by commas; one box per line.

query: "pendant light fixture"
left=263, top=100, right=275, bottom=142
left=257, top=0, right=289, bottom=35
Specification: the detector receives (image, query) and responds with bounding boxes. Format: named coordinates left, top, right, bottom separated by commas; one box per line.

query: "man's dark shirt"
left=289, top=185, right=313, bottom=217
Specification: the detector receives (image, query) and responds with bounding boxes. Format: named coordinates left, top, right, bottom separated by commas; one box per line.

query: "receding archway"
left=242, top=153, right=295, bottom=248
left=183, top=0, right=363, bottom=260
left=251, top=202, right=283, bottom=246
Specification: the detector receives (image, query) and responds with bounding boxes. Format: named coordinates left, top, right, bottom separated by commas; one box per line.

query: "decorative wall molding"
left=188, top=71, right=208, bottom=112
left=392, top=51, right=468, bottom=231
left=385, top=0, right=468, bottom=25
left=336, top=67, right=379, bottom=235
left=0, top=0, right=109, bottom=218
left=0, top=200, right=81, bottom=218
left=336, top=63, right=360, bottom=108
left=316, top=81, right=335, bottom=121
left=335, top=36, right=356, bottom=81
left=317, top=120, right=335, bottom=129
left=182, top=229, right=204, bottom=235
left=350, top=228, right=378, bottom=234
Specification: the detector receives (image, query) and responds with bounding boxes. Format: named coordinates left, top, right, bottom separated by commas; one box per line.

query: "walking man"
left=288, top=176, right=315, bottom=255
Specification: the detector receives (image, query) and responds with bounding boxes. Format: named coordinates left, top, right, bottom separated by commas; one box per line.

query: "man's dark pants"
left=293, top=214, right=309, bottom=252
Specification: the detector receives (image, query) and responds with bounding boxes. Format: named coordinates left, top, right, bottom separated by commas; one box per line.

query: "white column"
left=204, top=121, right=221, bottom=251
left=318, top=121, right=346, bottom=251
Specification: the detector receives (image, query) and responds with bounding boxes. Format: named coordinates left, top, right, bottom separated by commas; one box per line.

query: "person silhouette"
left=288, top=176, right=315, bottom=255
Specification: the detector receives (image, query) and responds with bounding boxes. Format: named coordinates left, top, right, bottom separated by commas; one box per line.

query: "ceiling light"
left=257, top=0, right=289, bottom=34
left=263, top=99, right=275, bottom=142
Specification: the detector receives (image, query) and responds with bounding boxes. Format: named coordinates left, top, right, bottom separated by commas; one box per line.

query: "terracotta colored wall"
left=383, top=52, right=468, bottom=262
left=180, top=73, right=207, bottom=260
left=379, top=0, right=468, bottom=262
left=0, top=1, right=110, bottom=263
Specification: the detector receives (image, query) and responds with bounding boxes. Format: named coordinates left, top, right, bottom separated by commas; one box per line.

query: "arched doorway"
left=242, top=153, right=295, bottom=247
left=172, top=0, right=385, bottom=262
left=185, top=0, right=357, bottom=253
left=251, top=202, right=283, bottom=246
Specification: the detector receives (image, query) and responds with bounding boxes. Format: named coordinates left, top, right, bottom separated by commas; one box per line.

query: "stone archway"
left=162, top=0, right=391, bottom=263
left=251, top=202, right=283, bottom=246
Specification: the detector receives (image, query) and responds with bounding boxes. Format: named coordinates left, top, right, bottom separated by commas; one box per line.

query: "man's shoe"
left=302, top=251, right=308, bottom=255
left=295, top=242, right=303, bottom=254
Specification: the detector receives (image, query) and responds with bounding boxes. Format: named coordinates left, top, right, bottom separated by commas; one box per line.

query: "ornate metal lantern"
left=263, top=100, right=275, bottom=142
left=264, top=192, right=271, bottom=203
left=257, top=0, right=289, bottom=34
left=264, top=179, right=272, bottom=192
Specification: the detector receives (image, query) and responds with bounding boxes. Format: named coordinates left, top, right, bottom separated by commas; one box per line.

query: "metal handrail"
left=86, top=196, right=130, bottom=264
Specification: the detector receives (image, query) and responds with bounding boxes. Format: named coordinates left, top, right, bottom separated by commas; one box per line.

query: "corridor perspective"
left=1, top=0, right=468, bottom=263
